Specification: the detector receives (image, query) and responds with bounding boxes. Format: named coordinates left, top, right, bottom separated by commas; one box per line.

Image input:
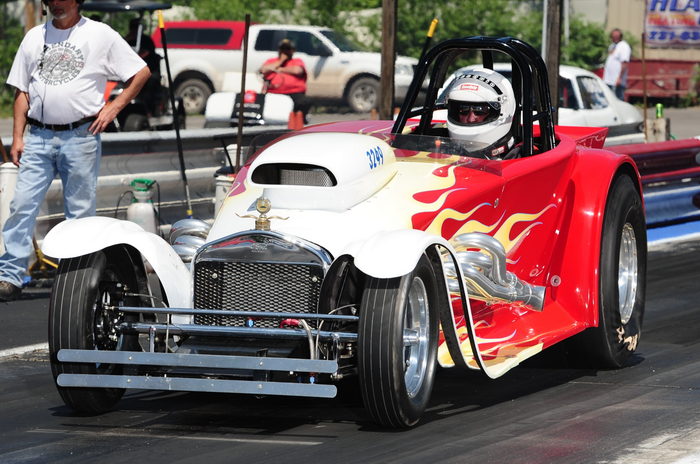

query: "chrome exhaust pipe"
left=444, top=233, right=546, bottom=311
left=169, top=218, right=211, bottom=264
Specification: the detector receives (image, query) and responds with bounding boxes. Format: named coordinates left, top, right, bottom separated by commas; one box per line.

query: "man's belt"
left=27, top=116, right=96, bottom=131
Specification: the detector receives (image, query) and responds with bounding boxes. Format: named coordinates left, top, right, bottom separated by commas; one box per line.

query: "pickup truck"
left=152, top=21, right=418, bottom=114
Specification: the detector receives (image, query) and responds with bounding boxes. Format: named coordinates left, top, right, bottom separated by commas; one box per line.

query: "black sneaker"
left=0, top=281, right=21, bottom=302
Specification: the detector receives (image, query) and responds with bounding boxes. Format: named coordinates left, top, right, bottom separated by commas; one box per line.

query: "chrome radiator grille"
left=193, top=261, right=323, bottom=328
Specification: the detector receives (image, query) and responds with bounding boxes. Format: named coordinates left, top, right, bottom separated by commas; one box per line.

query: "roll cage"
left=392, top=36, right=557, bottom=157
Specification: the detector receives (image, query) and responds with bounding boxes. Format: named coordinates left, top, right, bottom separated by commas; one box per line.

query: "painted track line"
left=0, top=342, right=48, bottom=359
left=30, top=428, right=323, bottom=445
left=648, top=222, right=700, bottom=249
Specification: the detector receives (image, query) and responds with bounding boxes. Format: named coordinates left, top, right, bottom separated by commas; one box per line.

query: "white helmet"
left=446, top=68, right=516, bottom=157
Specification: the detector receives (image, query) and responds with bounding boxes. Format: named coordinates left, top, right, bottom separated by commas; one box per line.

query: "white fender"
left=342, top=229, right=454, bottom=279
left=343, top=228, right=506, bottom=379
left=42, top=217, right=191, bottom=308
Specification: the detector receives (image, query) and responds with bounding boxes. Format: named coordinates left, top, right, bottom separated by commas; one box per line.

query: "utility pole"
left=25, top=0, right=37, bottom=32
left=379, top=0, right=396, bottom=120
left=543, top=0, right=562, bottom=124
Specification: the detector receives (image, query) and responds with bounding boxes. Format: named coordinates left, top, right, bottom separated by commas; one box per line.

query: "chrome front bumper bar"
left=57, top=349, right=338, bottom=398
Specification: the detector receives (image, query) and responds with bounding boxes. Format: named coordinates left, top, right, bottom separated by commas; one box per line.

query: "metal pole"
left=563, top=0, right=569, bottom=61
left=236, top=14, right=251, bottom=173
left=544, top=0, right=562, bottom=125
left=157, top=10, right=193, bottom=217
left=642, top=32, right=648, bottom=143
left=418, top=18, right=439, bottom=62
left=541, top=0, right=548, bottom=57
left=379, top=0, right=396, bottom=119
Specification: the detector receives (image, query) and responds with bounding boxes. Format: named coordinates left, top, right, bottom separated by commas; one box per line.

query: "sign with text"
left=645, top=0, right=700, bottom=48
left=231, top=91, right=265, bottom=125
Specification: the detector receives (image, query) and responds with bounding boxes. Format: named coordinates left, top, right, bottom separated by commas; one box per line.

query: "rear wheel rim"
left=403, top=276, right=429, bottom=398
left=618, top=222, right=638, bottom=325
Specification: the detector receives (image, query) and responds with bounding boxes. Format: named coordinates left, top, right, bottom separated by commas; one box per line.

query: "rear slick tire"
left=358, top=255, right=439, bottom=428
left=572, top=175, right=646, bottom=368
left=49, top=250, right=141, bottom=414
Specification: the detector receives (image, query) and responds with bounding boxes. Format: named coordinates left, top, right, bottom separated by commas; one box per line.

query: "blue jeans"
left=0, top=123, right=100, bottom=286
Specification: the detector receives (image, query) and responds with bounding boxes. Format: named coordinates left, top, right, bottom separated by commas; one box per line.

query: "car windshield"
left=577, top=76, right=609, bottom=109
left=320, top=30, right=361, bottom=52
left=390, top=133, right=491, bottom=159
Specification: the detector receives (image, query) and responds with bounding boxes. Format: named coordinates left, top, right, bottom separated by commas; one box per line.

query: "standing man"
left=0, top=0, right=150, bottom=301
left=259, top=39, right=310, bottom=122
left=603, top=28, right=632, bottom=101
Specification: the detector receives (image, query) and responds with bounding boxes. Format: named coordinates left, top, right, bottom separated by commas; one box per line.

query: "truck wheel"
left=346, top=77, right=380, bottom=113
left=358, top=255, right=439, bottom=428
left=175, top=78, right=212, bottom=114
left=49, top=250, right=141, bottom=414
left=123, top=113, right=149, bottom=132
left=571, top=175, right=646, bottom=368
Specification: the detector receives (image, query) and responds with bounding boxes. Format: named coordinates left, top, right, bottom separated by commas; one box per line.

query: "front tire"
left=358, top=255, right=439, bottom=428
left=572, top=175, right=646, bottom=368
left=346, top=77, right=380, bottom=113
left=175, top=78, right=212, bottom=114
left=49, top=249, right=142, bottom=414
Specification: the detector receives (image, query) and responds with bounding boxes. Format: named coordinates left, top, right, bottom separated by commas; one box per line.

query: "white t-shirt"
left=603, top=39, right=631, bottom=87
left=6, top=16, right=146, bottom=124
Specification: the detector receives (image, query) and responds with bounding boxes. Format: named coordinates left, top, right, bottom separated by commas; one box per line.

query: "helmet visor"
left=447, top=100, right=500, bottom=126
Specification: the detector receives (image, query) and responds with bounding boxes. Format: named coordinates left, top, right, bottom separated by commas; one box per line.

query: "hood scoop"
left=251, top=163, right=337, bottom=187
left=249, top=132, right=397, bottom=212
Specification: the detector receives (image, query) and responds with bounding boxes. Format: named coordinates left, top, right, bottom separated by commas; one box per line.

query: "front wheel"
left=571, top=175, right=646, bottom=368
left=346, top=77, right=380, bottom=113
left=49, top=249, right=143, bottom=414
left=358, top=255, right=439, bottom=428
left=175, top=78, right=212, bottom=114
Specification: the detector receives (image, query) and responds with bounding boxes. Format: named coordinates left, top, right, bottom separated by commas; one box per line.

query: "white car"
left=440, top=64, right=644, bottom=145
left=154, top=21, right=418, bottom=114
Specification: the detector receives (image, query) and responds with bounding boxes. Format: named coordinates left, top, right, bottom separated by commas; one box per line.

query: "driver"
left=446, top=68, right=516, bottom=158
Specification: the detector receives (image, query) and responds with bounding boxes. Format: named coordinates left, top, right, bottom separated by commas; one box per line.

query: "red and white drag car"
left=43, top=36, right=646, bottom=428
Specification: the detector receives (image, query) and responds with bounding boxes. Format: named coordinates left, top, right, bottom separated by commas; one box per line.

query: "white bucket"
left=0, top=163, right=18, bottom=254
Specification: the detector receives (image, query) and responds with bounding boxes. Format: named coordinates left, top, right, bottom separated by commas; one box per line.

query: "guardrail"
left=610, top=137, right=700, bottom=226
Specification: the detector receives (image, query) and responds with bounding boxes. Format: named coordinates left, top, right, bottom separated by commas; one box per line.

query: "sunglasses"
left=38, top=44, right=48, bottom=70
left=456, top=104, right=491, bottom=116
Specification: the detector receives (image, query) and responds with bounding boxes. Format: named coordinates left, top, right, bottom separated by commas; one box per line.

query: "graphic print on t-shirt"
left=39, top=42, right=84, bottom=86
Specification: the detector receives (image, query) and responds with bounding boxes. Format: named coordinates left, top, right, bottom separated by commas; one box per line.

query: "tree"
left=0, top=13, right=23, bottom=117
left=561, top=15, right=608, bottom=69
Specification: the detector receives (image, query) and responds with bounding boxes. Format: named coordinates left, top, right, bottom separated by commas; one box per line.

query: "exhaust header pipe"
left=444, top=233, right=546, bottom=311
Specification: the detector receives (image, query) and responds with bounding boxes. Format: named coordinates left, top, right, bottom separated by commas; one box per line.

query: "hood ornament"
left=237, top=197, right=287, bottom=231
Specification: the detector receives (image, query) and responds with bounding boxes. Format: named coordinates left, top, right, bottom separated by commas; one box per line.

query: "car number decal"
left=366, top=146, right=384, bottom=169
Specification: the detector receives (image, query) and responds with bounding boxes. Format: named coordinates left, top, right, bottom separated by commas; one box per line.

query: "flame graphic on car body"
left=403, top=158, right=555, bottom=374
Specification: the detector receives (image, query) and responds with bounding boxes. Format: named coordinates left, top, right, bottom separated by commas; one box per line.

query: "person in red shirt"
left=259, top=39, right=310, bottom=122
